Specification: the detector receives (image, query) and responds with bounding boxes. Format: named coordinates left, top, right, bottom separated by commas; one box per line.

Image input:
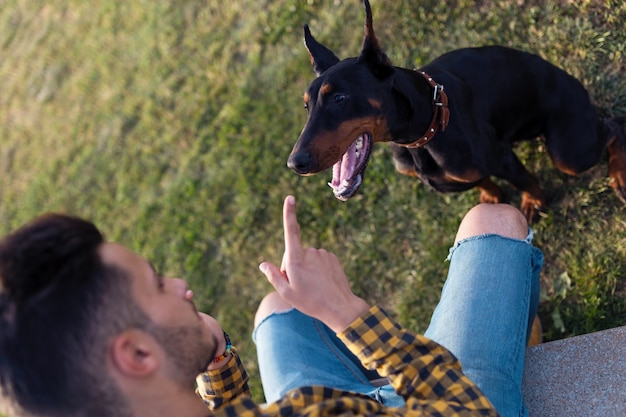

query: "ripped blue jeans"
left=253, top=232, right=543, bottom=417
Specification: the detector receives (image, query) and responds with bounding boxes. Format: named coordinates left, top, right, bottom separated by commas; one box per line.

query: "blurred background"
left=1, top=0, right=625, bottom=402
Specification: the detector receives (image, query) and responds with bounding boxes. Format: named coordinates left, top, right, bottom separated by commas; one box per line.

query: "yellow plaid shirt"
left=196, top=305, right=498, bottom=416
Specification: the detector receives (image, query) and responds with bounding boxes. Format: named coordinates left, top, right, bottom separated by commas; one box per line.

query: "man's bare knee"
left=455, top=203, right=529, bottom=244
left=254, top=291, right=293, bottom=328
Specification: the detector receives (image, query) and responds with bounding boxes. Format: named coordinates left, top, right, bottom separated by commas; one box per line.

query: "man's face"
left=98, top=243, right=217, bottom=387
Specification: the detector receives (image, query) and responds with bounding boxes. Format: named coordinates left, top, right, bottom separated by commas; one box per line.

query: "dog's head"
left=287, top=0, right=396, bottom=201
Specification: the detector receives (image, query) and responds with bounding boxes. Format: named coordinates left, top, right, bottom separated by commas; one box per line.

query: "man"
left=0, top=213, right=228, bottom=417
left=0, top=195, right=542, bottom=417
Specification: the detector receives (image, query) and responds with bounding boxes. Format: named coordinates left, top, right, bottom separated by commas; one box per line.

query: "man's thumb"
left=259, top=262, right=288, bottom=290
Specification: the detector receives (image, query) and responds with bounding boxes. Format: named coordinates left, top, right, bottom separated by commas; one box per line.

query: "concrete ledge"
left=522, top=325, right=626, bottom=416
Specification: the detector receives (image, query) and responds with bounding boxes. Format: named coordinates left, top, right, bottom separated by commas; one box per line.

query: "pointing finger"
left=282, top=195, right=302, bottom=260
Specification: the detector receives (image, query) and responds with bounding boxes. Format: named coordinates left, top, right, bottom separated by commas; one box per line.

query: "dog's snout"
left=287, top=152, right=312, bottom=174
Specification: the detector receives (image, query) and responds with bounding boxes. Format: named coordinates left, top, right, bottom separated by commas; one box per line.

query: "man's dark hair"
left=0, top=214, right=149, bottom=417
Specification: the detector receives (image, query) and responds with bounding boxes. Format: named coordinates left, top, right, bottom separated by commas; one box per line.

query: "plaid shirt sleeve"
left=195, top=347, right=251, bottom=410
left=338, top=305, right=498, bottom=415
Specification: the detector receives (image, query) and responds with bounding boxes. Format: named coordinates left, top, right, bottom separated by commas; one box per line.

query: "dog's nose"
left=287, top=152, right=312, bottom=174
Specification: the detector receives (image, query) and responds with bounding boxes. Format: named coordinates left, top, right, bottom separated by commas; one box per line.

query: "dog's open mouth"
left=328, top=133, right=373, bottom=200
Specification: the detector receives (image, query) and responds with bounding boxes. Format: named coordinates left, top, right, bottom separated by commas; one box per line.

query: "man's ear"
left=110, top=329, right=160, bottom=377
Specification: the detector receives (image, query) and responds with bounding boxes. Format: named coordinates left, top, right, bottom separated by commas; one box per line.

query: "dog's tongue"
left=328, top=138, right=362, bottom=200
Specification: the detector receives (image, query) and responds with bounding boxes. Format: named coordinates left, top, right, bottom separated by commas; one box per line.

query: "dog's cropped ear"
left=304, top=24, right=340, bottom=76
left=358, top=0, right=393, bottom=79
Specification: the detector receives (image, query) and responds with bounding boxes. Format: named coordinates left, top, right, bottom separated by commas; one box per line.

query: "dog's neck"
left=397, top=70, right=449, bottom=149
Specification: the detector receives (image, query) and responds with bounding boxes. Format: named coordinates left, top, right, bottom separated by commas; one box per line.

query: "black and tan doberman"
left=287, top=0, right=626, bottom=222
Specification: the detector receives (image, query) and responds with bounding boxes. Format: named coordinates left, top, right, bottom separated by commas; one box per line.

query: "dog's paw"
left=609, top=177, right=626, bottom=204
left=477, top=179, right=503, bottom=205
left=607, top=121, right=626, bottom=204
left=520, top=193, right=545, bottom=224
left=478, top=190, right=501, bottom=205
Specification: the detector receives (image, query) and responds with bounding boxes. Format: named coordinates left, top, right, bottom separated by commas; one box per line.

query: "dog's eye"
left=333, top=93, right=346, bottom=103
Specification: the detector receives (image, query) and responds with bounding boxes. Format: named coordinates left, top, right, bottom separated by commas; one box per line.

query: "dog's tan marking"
left=320, top=83, right=334, bottom=96
left=606, top=126, right=626, bottom=203
left=528, top=316, right=542, bottom=346
left=301, top=116, right=388, bottom=172
left=395, top=164, right=419, bottom=178
left=441, top=168, right=483, bottom=184
left=476, top=178, right=503, bottom=205
left=550, top=158, right=579, bottom=176
left=368, top=98, right=382, bottom=109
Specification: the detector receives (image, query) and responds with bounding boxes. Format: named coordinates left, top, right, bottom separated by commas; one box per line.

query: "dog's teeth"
left=355, top=137, right=363, bottom=158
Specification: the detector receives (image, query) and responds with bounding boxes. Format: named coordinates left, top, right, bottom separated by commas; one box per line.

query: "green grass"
left=1, top=0, right=625, bottom=405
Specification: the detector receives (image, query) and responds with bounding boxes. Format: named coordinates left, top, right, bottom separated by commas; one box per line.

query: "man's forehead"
left=98, top=243, right=157, bottom=301
left=98, top=243, right=152, bottom=283
left=98, top=242, right=139, bottom=266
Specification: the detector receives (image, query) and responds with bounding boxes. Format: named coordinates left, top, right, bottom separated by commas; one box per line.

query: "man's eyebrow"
left=148, top=262, right=164, bottom=289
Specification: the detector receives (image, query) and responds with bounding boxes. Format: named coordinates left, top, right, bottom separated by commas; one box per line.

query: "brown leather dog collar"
left=399, top=70, right=450, bottom=149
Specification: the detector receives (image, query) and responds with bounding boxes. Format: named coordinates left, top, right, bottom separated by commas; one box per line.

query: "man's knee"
left=254, top=291, right=292, bottom=328
left=455, top=203, right=528, bottom=244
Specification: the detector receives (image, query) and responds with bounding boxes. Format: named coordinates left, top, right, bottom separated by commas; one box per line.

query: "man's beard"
left=149, top=321, right=216, bottom=390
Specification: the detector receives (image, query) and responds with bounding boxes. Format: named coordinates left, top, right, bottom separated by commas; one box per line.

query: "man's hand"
left=259, top=195, right=370, bottom=333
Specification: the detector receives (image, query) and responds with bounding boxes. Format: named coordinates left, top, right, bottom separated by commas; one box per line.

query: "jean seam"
left=312, top=318, right=372, bottom=385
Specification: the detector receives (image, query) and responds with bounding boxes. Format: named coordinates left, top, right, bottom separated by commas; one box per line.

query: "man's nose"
left=166, top=277, right=191, bottom=298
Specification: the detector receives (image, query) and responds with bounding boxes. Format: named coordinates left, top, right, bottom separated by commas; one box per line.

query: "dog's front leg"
left=476, top=178, right=503, bottom=205
left=606, top=117, right=626, bottom=203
